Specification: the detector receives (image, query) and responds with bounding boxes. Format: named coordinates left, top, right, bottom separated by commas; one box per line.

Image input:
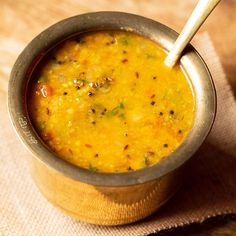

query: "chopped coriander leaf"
left=146, top=53, right=156, bottom=59
left=106, top=102, right=125, bottom=117
left=38, top=76, right=48, bottom=83
left=119, top=102, right=124, bottom=109
left=119, top=113, right=125, bottom=119
left=144, top=157, right=150, bottom=166
left=89, top=163, right=97, bottom=172
left=120, top=35, right=130, bottom=45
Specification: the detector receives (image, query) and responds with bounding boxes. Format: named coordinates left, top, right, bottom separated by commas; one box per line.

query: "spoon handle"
left=164, top=0, right=221, bottom=68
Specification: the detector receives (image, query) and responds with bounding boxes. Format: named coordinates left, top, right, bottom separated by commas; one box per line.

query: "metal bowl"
left=8, top=12, right=216, bottom=225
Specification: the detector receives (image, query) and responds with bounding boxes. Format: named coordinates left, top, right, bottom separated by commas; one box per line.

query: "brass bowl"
left=8, top=12, right=216, bottom=225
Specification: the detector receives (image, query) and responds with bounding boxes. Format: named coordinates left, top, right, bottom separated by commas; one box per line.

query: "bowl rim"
left=8, top=11, right=216, bottom=187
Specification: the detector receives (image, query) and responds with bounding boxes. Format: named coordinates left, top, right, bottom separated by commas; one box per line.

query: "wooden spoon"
left=164, top=0, right=221, bottom=68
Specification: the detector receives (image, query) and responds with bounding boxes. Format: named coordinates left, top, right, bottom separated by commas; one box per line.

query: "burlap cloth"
left=0, top=33, right=236, bottom=235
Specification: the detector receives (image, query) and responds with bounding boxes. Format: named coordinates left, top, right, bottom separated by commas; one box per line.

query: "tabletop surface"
left=1, top=0, right=236, bottom=235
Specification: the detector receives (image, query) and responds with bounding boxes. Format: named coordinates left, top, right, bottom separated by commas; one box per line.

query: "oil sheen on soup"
left=29, top=31, right=195, bottom=173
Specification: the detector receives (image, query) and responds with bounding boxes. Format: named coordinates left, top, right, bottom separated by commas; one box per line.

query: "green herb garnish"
left=118, top=113, right=125, bottom=119
left=39, top=121, right=46, bottom=130
left=120, top=35, right=130, bottom=45
left=38, top=76, right=47, bottom=83
left=119, top=102, right=124, bottom=109
left=146, top=53, right=156, bottom=59
left=106, top=102, right=125, bottom=117
left=89, top=163, right=97, bottom=172
left=144, top=157, right=150, bottom=166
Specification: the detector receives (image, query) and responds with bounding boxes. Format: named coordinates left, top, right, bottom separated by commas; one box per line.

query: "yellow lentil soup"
left=28, top=31, right=195, bottom=173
